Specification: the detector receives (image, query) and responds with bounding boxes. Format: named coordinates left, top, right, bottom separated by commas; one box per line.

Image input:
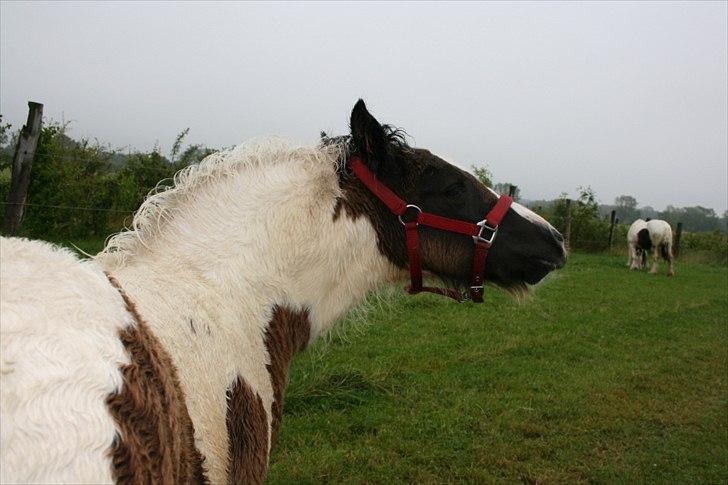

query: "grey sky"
left=1, top=1, right=726, bottom=212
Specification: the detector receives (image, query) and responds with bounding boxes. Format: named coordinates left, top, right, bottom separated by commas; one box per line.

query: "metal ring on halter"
left=398, top=204, right=422, bottom=225
left=473, top=220, right=498, bottom=244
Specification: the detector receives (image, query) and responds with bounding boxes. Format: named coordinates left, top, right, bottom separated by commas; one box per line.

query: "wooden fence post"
left=2, top=101, right=43, bottom=236
left=608, top=210, right=616, bottom=251
left=674, top=222, right=683, bottom=258
left=564, top=198, right=572, bottom=249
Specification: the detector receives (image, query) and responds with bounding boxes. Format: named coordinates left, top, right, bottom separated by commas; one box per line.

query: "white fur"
left=645, top=219, right=674, bottom=275
left=483, top=186, right=556, bottom=232
left=627, top=218, right=648, bottom=269
left=0, top=238, right=132, bottom=484
left=95, top=139, right=403, bottom=483
left=511, top=201, right=553, bottom=229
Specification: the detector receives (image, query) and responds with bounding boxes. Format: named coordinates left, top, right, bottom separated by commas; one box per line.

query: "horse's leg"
left=650, top=247, right=659, bottom=274
left=629, top=245, right=641, bottom=270
left=663, top=242, right=674, bottom=276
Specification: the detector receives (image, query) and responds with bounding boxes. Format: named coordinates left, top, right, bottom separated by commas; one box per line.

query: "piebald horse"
left=0, top=101, right=566, bottom=484
left=627, top=218, right=674, bottom=276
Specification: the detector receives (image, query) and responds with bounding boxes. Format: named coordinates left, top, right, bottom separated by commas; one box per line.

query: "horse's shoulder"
left=627, top=219, right=648, bottom=240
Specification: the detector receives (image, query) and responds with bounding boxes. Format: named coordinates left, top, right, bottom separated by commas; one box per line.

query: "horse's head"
left=336, top=100, right=567, bottom=296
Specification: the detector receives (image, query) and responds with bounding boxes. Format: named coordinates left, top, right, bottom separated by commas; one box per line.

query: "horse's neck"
left=109, top=156, right=399, bottom=337
left=101, top=155, right=400, bottom=482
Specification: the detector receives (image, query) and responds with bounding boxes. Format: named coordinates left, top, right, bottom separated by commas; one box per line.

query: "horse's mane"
left=96, top=137, right=347, bottom=269
left=321, top=124, right=411, bottom=153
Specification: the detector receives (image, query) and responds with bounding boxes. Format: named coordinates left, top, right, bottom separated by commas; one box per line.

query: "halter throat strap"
left=348, top=156, right=513, bottom=303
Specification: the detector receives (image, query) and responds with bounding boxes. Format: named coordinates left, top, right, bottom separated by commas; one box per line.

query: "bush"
left=18, top=124, right=116, bottom=239
left=1, top=122, right=213, bottom=242
left=678, top=231, right=728, bottom=265
left=538, top=187, right=618, bottom=252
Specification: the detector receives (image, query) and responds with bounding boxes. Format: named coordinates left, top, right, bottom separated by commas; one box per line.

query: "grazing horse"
left=627, top=218, right=674, bottom=276
left=0, top=100, right=566, bottom=484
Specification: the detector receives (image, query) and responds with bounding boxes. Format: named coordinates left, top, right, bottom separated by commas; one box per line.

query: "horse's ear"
left=349, top=99, right=390, bottom=175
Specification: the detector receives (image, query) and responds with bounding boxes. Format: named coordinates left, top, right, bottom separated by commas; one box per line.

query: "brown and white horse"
left=0, top=100, right=566, bottom=484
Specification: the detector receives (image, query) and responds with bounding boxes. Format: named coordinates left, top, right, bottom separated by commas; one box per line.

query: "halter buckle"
left=474, top=220, right=498, bottom=244
left=460, top=285, right=484, bottom=301
left=398, top=204, right=422, bottom=225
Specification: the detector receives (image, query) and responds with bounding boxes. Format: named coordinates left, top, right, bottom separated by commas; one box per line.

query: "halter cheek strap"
left=349, top=156, right=513, bottom=303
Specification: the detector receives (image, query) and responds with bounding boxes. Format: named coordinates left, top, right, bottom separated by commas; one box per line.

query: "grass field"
left=266, top=253, right=727, bottom=484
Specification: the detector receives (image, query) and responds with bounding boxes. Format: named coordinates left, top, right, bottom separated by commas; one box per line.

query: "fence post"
left=2, top=101, right=43, bottom=236
left=608, top=210, right=616, bottom=251
left=508, top=184, right=516, bottom=198
left=564, top=198, right=572, bottom=249
left=674, top=222, right=683, bottom=258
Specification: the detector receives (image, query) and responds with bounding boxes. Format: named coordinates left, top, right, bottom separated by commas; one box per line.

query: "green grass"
left=268, top=253, right=727, bottom=484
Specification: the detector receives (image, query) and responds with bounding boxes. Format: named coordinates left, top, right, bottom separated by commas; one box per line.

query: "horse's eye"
left=444, top=183, right=466, bottom=197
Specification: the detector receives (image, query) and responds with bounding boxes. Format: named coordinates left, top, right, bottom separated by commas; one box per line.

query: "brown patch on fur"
left=105, top=274, right=208, bottom=485
left=226, top=377, right=269, bottom=485
left=637, top=228, right=653, bottom=251
left=264, top=306, right=311, bottom=445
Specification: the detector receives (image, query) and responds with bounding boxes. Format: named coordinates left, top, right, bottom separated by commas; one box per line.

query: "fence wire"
left=0, top=201, right=133, bottom=213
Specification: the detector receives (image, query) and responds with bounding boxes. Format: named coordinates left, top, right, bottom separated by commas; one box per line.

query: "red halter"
left=349, top=156, right=513, bottom=303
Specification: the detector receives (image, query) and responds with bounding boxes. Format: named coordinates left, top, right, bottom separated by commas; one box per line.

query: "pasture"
left=265, top=253, right=727, bottom=483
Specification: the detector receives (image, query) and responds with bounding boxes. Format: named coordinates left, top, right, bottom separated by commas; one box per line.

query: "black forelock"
left=378, top=124, right=410, bottom=151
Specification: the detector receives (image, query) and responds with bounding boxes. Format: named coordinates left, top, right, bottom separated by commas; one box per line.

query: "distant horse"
left=0, top=100, right=566, bottom=484
left=627, top=218, right=674, bottom=276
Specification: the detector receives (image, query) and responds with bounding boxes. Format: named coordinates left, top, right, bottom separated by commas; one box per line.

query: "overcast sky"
left=1, top=1, right=726, bottom=212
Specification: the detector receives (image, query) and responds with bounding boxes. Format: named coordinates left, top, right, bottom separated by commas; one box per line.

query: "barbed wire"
left=2, top=153, right=150, bottom=164
left=0, top=201, right=133, bottom=213
left=1, top=149, right=212, bottom=164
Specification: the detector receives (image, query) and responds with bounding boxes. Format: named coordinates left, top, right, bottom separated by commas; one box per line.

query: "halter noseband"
left=349, top=156, right=513, bottom=303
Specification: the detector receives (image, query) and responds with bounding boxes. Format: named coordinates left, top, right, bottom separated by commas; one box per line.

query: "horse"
left=0, top=100, right=567, bottom=484
left=627, top=218, right=674, bottom=276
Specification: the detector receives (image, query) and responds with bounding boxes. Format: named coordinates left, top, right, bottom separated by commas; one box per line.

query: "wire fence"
left=0, top=201, right=133, bottom=213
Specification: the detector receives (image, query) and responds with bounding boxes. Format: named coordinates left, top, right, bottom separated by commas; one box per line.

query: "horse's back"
left=0, top=237, right=130, bottom=483
left=646, top=219, right=673, bottom=244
